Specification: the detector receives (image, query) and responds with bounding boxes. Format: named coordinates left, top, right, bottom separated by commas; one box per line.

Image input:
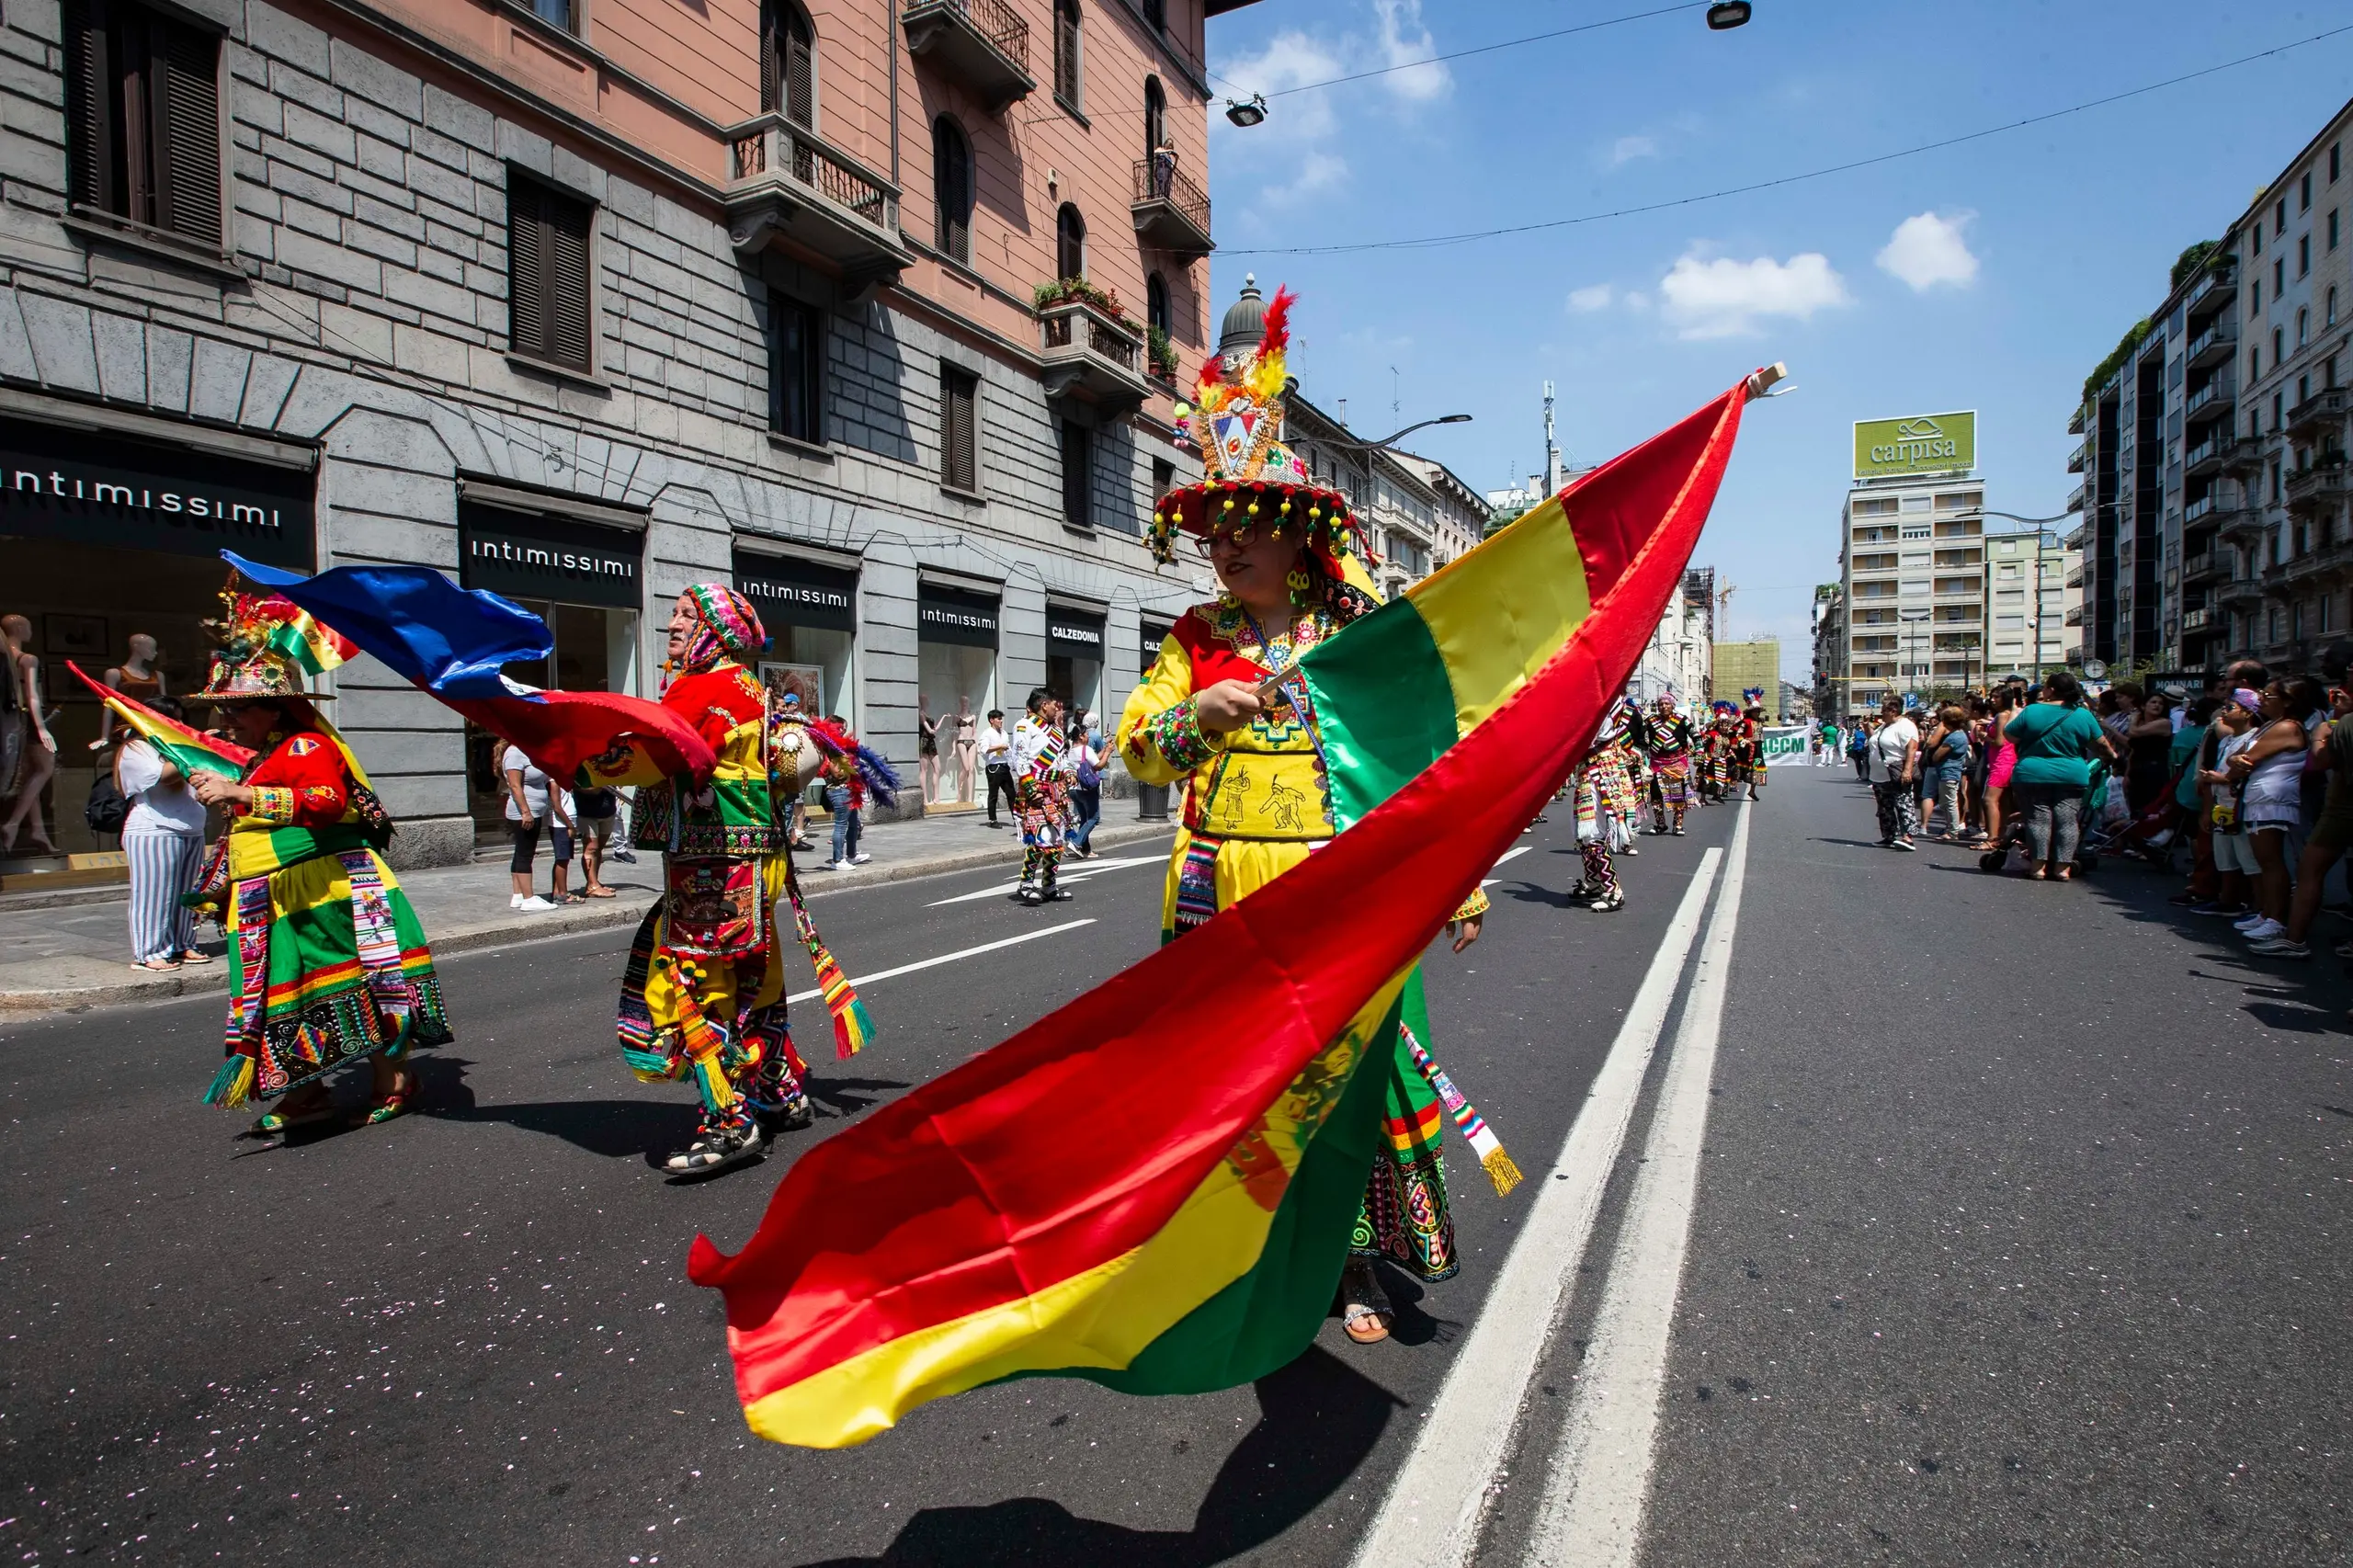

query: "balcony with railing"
left=2278, top=537, right=2353, bottom=582
left=2286, top=460, right=2349, bottom=510
left=2063, top=562, right=2086, bottom=588
left=2220, top=433, right=2265, bottom=472
left=2184, top=375, right=2235, bottom=424
left=2186, top=258, right=2237, bottom=312
left=2286, top=386, right=2351, bottom=436
left=2184, top=436, right=2223, bottom=476
left=2063, top=605, right=2085, bottom=626
left=2066, top=482, right=2086, bottom=512
left=2067, top=441, right=2086, bottom=474
left=904, top=0, right=1035, bottom=110
left=2181, top=551, right=2220, bottom=584
left=1131, top=157, right=1213, bottom=257
left=2181, top=607, right=2212, bottom=633
left=2068, top=403, right=2087, bottom=436
left=1039, top=294, right=1151, bottom=415
left=2185, top=319, right=2235, bottom=369
left=724, top=116, right=911, bottom=290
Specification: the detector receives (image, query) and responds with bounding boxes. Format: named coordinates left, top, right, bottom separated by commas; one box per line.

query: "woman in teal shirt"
left=2004, top=671, right=2119, bottom=881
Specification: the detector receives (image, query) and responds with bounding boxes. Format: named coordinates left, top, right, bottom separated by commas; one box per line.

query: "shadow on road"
left=807, top=1075, right=912, bottom=1119
left=793, top=1347, right=1402, bottom=1568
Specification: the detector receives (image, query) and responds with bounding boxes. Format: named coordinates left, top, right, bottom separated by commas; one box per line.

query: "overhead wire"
left=1222, top=21, right=2353, bottom=257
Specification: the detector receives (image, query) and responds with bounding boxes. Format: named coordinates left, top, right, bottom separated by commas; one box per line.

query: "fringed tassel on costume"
left=663, top=957, right=738, bottom=1114
left=779, top=857, right=876, bottom=1060
left=204, top=1053, right=256, bottom=1108
left=1403, top=1027, right=1523, bottom=1197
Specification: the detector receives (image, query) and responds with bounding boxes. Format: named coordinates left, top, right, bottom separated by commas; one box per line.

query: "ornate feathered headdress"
left=1149, top=282, right=1369, bottom=580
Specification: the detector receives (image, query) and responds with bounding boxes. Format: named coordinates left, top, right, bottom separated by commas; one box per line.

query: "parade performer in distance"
left=1741, top=690, right=1770, bottom=801
left=1120, top=283, right=1504, bottom=1345
left=1009, top=687, right=1074, bottom=905
left=1643, top=693, right=1698, bottom=835
left=1571, top=699, right=1644, bottom=911
left=176, top=583, right=451, bottom=1133
left=582, top=585, right=894, bottom=1177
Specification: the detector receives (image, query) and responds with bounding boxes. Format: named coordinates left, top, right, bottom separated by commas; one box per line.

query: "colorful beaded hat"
left=187, top=575, right=335, bottom=704
left=1149, top=281, right=1368, bottom=575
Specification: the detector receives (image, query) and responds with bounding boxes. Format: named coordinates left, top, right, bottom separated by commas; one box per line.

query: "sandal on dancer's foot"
left=356, top=1066, right=416, bottom=1127
left=665, top=1119, right=765, bottom=1177
left=1338, top=1260, right=1393, bottom=1345
left=251, top=1087, right=335, bottom=1136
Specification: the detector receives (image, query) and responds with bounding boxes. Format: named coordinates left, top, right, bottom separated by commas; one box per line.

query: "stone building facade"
left=0, top=0, right=1233, bottom=864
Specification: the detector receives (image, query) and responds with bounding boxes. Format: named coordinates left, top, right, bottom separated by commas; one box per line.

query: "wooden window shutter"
left=1054, top=0, right=1078, bottom=108
left=507, top=177, right=548, bottom=360
left=934, top=119, right=969, bottom=264
left=153, top=17, right=221, bottom=247
left=942, top=369, right=977, bottom=492
left=759, top=0, right=780, bottom=115
left=545, top=185, right=594, bottom=372
left=784, top=10, right=814, bottom=131
left=63, top=0, right=115, bottom=213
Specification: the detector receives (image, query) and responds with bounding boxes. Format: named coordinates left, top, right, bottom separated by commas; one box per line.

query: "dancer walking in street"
left=1643, top=693, right=1698, bottom=834
left=1010, top=687, right=1073, bottom=904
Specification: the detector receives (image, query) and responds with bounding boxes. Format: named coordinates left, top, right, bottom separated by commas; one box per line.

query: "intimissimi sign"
left=460, top=502, right=643, bottom=609
left=0, top=415, right=315, bottom=568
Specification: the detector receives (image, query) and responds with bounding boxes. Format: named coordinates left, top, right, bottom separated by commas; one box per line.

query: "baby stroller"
left=1980, top=760, right=2112, bottom=875
left=2082, top=769, right=2185, bottom=870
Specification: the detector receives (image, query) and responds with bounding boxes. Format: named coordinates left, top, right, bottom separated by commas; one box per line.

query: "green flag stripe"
left=1299, top=597, right=1459, bottom=833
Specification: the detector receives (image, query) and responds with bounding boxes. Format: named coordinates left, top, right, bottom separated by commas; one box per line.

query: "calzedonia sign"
left=1047, top=609, right=1105, bottom=659
left=0, top=415, right=315, bottom=569
left=1853, top=411, right=1976, bottom=479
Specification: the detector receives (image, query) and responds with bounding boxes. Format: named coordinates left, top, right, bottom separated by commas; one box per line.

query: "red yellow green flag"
left=257, top=597, right=358, bottom=674
left=688, top=375, right=1764, bottom=1448
left=68, top=662, right=254, bottom=778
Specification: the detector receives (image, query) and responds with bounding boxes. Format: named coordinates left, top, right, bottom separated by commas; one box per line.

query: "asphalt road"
left=2, top=770, right=2346, bottom=1565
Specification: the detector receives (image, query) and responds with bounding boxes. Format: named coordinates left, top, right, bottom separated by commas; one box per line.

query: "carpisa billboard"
left=1854, top=412, right=1975, bottom=479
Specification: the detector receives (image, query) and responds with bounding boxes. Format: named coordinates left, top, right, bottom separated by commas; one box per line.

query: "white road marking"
left=1347, top=843, right=1730, bottom=1568
left=786, top=919, right=1096, bottom=1003
left=1481, top=843, right=1535, bottom=887
left=924, top=854, right=1165, bottom=907
left=1525, top=801, right=1753, bottom=1566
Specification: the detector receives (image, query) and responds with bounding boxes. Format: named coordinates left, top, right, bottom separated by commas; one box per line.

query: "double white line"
left=1351, top=804, right=1753, bottom=1568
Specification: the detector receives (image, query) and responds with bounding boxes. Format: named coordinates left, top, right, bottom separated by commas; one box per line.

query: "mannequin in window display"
left=952, top=694, right=980, bottom=802
left=1, top=614, right=57, bottom=856
left=95, top=632, right=167, bottom=749
left=918, top=695, right=945, bottom=804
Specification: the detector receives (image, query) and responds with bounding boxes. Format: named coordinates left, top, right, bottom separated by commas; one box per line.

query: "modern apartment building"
left=1810, top=581, right=1844, bottom=714
left=1711, top=637, right=1779, bottom=708
left=0, top=0, right=1243, bottom=863
left=1836, top=419, right=1984, bottom=714
left=1983, top=526, right=2076, bottom=676
left=2072, top=97, right=2351, bottom=678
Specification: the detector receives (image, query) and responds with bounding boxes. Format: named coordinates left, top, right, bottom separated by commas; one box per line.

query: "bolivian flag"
left=69, top=662, right=254, bottom=778
left=689, top=374, right=1767, bottom=1448
left=258, top=597, right=358, bottom=674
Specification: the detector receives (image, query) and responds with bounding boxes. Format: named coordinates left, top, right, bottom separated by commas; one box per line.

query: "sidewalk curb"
left=0, top=822, right=1173, bottom=1017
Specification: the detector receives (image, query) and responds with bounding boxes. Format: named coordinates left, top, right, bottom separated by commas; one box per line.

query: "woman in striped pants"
left=118, top=706, right=212, bottom=971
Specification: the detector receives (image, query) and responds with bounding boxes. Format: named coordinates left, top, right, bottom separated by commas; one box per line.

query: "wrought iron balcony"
left=903, top=0, right=1035, bottom=111
left=2214, top=506, right=2266, bottom=540
left=724, top=116, right=912, bottom=295
left=1131, top=157, right=1213, bottom=258
left=2286, top=386, right=2351, bottom=437
left=1040, top=295, right=1151, bottom=415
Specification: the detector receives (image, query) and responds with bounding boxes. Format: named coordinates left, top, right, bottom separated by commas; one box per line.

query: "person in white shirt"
left=1008, top=688, right=1074, bottom=903
left=117, top=700, right=211, bottom=971
left=980, top=708, right=1015, bottom=827
left=1869, top=699, right=1922, bottom=850
left=502, top=743, right=574, bottom=909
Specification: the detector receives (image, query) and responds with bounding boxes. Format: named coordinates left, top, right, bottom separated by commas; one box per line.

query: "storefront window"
left=458, top=501, right=643, bottom=840
left=916, top=583, right=998, bottom=809
left=1046, top=605, right=1106, bottom=722
left=735, top=550, right=856, bottom=721
left=0, top=413, right=316, bottom=858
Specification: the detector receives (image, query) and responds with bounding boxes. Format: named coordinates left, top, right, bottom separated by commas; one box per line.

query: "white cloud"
left=1658, top=249, right=1849, bottom=339
left=1609, top=134, right=1659, bottom=166
left=1568, top=284, right=1614, bottom=312
left=1216, top=31, right=1345, bottom=142
left=1263, top=149, right=1349, bottom=207
left=1373, top=0, right=1451, bottom=103
left=1876, top=210, right=1980, bottom=291
left=1622, top=290, right=1650, bottom=312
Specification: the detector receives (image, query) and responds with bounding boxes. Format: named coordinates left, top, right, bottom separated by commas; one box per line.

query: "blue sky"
left=1199, top=0, right=2353, bottom=672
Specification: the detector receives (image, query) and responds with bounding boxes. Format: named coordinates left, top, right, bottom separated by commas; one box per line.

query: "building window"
left=2254, top=220, right=2263, bottom=253
left=2332, top=210, right=2341, bottom=251
left=1055, top=201, right=1085, bottom=280
left=940, top=366, right=978, bottom=493
left=2274, top=392, right=2285, bottom=434
left=2302, top=171, right=2313, bottom=211
left=2300, top=233, right=2311, bottom=277
left=531, top=0, right=574, bottom=31
left=63, top=0, right=223, bottom=250
left=2275, top=326, right=2286, bottom=367
left=1142, top=74, right=1166, bottom=164
left=1152, top=456, right=1174, bottom=500
left=2250, top=346, right=2261, bottom=381
left=507, top=175, right=596, bottom=373
left=761, top=0, right=815, bottom=129
left=2299, top=307, right=2310, bottom=347
left=2335, top=142, right=2344, bottom=182
left=932, top=114, right=972, bottom=265
left=2332, top=287, right=2341, bottom=328
left=2276, top=256, right=2286, bottom=295
left=2279, top=198, right=2289, bottom=233
left=768, top=291, right=823, bottom=444
left=2252, top=278, right=2262, bottom=314
left=1059, top=418, right=1092, bottom=529
left=1143, top=0, right=1165, bottom=29
left=1053, top=0, right=1081, bottom=111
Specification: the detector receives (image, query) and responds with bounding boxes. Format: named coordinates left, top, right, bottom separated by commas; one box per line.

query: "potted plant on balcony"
left=1146, top=324, right=1177, bottom=386
left=1033, top=277, right=1131, bottom=325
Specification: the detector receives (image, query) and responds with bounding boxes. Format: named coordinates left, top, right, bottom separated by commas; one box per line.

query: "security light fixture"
left=1706, top=1, right=1752, bottom=28
left=1224, top=94, right=1267, bottom=129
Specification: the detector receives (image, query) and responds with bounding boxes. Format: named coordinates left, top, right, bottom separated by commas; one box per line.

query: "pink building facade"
left=0, top=0, right=1240, bottom=861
